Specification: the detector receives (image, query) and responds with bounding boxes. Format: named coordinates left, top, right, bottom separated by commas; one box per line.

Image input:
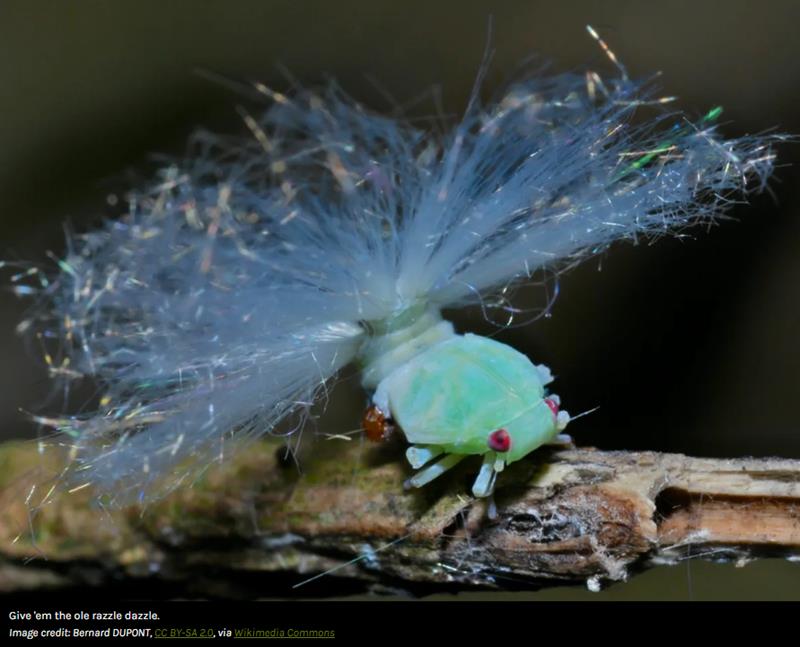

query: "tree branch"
left=1, top=439, right=799, bottom=596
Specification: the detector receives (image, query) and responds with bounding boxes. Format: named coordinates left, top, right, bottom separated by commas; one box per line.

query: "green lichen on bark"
left=1, top=437, right=799, bottom=596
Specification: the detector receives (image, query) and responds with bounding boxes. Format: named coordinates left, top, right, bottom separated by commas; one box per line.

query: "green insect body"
left=361, top=309, right=570, bottom=498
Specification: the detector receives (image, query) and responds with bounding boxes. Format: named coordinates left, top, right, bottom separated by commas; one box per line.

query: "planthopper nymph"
left=7, top=27, right=781, bottom=507
left=360, top=306, right=570, bottom=498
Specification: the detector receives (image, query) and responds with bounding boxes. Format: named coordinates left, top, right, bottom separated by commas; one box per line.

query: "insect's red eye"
left=544, top=398, right=559, bottom=419
left=488, top=428, right=511, bottom=452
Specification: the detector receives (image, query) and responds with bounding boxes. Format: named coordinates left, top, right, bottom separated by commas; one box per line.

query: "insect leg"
left=545, top=433, right=574, bottom=446
left=404, top=453, right=466, bottom=489
left=472, top=452, right=499, bottom=498
left=405, top=445, right=444, bottom=469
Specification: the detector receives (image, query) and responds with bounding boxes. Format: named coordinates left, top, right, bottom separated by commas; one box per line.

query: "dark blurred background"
left=1, top=0, right=799, bottom=599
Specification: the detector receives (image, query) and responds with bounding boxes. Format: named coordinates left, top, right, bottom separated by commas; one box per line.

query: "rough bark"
left=1, top=438, right=799, bottom=597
